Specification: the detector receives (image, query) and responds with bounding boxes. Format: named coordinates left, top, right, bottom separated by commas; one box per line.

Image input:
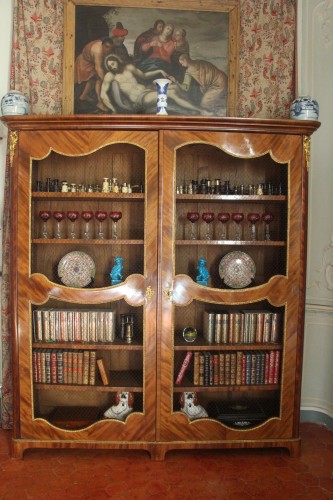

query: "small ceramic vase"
left=1, top=90, right=30, bottom=115
left=153, top=78, right=172, bottom=115
left=290, top=96, right=319, bottom=120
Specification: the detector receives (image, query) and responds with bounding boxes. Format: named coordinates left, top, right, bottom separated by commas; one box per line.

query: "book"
left=175, top=352, right=193, bottom=385
left=270, top=313, right=281, bottom=343
left=203, top=312, right=215, bottom=343
left=97, top=358, right=110, bottom=385
left=193, top=351, right=200, bottom=385
left=89, top=351, right=96, bottom=385
left=214, top=313, right=222, bottom=343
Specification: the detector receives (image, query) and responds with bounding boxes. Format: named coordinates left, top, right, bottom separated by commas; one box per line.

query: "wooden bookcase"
left=2, top=115, right=319, bottom=459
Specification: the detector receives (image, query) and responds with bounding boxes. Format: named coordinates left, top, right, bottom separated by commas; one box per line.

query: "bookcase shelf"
left=32, top=341, right=143, bottom=351
left=177, top=195, right=286, bottom=202
left=174, top=343, right=282, bottom=351
left=32, top=239, right=144, bottom=245
left=3, top=114, right=319, bottom=460
left=173, top=384, right=280, bottom=393
left=176, top=240, right=285, bottom=246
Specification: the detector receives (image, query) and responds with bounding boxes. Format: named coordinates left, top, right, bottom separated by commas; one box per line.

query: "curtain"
left=238, top=0, right=296, bottom=117
left=1, top=0, right=64, bottom=429
left=1, top=0, right=296, bottom=428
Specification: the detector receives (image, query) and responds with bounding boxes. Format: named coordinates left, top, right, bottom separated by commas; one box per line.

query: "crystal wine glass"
left=109, top=211, right=122, bottom=240
left=53, top=211, right=65, bottom=239
left=262, top=213, right=274, bottom=241
left=247, top=212, right=261, bottom=241
left=67, top=211, right=79, bottom=239
left=81, top=210, right=93, bottom=239
left=232, top=212, right=244, bottom=241
left=187, top=211, right=200, bottom=240
left=95, top=210, right=107, bottom=239
left=217, top=212, right=230, bottom=240
left=202, top=212, right=215, bottom=240
left=39, top=210, right=51, bottom=238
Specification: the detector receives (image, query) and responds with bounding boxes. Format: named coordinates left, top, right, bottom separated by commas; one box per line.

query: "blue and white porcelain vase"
left=153, top=78, right=172, bottom=115
left=290, top=96, right=319, bottom=121
left=1, top=90, right=30, bottom=116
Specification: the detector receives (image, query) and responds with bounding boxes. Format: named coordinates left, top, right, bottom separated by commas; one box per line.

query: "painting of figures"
left=63, top=2, right=239, bottom=116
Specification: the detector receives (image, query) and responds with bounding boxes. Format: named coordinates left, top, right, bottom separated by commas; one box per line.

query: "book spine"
left=57, top=350, right=63, bottom=384
left=214, top=314, right=222, bottom=343
left=97, top=358, right=109, bottom=385
left=203, top=312, right=215, bottom=343
left=263, top=312, right=272, bottom=343
left=175, top=352, right=193, bottom=385
left=270, top=313, right=281, bottom=343
left=199, top=354, right=205, bottom=385
left=213, top=353, right=219, bottom=385
left=219, top=353, right=225, bottom=385
left=83, top=350, right=90, bottom=385
left=255, top=313, right=265, bottom=343
left=33, top=310, right=43, bottom=342
left=193, top=351, right=200, bottom=386
left=230, top=352, right=237, bottom=385
left=273, top=350, right=281, bottom=384
left=89, top=350, right=96, bottom=385
left=236, top=350, right=243, bottom=385
left=221, top=313, right=229, bottom=344
left=224, top=353, right=231, bottom=385
left=50, top=349, right=57, bottom=384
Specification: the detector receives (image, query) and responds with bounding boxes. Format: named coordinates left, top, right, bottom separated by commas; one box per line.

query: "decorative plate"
left=219, top=251, right=256, bottom=289
left=58, top=251, right=95, bottom=288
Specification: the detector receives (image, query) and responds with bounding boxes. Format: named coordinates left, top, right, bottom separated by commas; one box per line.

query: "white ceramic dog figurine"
left=179, top=391, right=208, bottom=420
left=104, top=391, right=134, bottom=421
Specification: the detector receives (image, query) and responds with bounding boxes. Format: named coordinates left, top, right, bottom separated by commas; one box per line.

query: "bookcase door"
left=13, top=129, right=158, bottom=442
left=157, top=129, right=305, bottom=443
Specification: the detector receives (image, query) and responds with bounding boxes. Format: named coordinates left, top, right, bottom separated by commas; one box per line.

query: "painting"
left=63, top=0, right=239, bottom=116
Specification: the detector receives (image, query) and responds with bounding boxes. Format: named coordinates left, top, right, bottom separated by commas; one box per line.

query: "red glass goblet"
left=217, top=212, right=230, bottom=240
left=202, top=212, right=215, bottom=240
left=39, top=210, right=51, bottom=238
left=187, top=211, right=200, bottom=240
left=231, top=212, right=244, bottom=241
left=67, top=211, right=79, bottom=239
left=109, top=211, right=122, bottom=240
left=262, top=213, right=274, bottom=241
left=81, top=210, right=93, bottom=239
left=247, top=213, right=260, bottom=241
left=95, top=210, right=107, bottom=239
left=53, top=211, right=65, bottom=239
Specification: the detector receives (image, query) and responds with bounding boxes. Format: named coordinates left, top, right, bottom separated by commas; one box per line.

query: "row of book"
left=32, top=349, right=108, bottom=386
left=203, top=310, right=281, bottom=345
left=175, top=350, right=281, bottom=387
left=33, top=309, right=116, bottom=343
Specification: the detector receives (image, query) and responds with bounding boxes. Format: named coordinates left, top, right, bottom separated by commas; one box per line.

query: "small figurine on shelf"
left=110, top=256, right=124, bottom=285
left=104, top=391, right=134, bottom=421
left=179, top=392, right=208, bottom=420
left=196, top=257, right=210, bottom=286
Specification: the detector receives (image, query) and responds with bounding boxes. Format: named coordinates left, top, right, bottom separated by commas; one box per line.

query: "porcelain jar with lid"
left=290, top=96, right=319, bottom=120
left=1, top=90, right=30, bottom=116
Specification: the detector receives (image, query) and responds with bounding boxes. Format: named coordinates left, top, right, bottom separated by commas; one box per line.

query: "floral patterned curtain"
left=1, top=0, right=64, bottom=429
left=1, top=0, right=296, bottom=428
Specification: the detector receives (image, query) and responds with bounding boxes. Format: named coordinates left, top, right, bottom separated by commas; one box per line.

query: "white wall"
left=0, top=1, right=13, bottom=383
left=299, top=0, right=333, bottom=423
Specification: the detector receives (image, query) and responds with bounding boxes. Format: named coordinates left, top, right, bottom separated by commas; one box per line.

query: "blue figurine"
left=196, top=258, right=210, bottom=286
left=110, top=256, right=124, bottom=285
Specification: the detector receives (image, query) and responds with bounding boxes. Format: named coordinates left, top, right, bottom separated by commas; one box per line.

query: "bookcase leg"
left=288, top=439, right=301, bottom=458
left=150, top=445, right=166, bottom=461
left=11, top=440, right=25, bottom=459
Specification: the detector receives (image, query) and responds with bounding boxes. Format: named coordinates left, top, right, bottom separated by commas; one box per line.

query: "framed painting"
left=63, top=0, right=239, bottom=116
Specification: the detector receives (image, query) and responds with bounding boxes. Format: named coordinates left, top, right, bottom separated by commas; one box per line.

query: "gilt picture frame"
left=63, top=0, right=239, bottom=116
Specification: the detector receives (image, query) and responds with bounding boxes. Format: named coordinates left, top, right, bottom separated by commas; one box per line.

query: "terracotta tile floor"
left=0, top=423, right=333, bottom=499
